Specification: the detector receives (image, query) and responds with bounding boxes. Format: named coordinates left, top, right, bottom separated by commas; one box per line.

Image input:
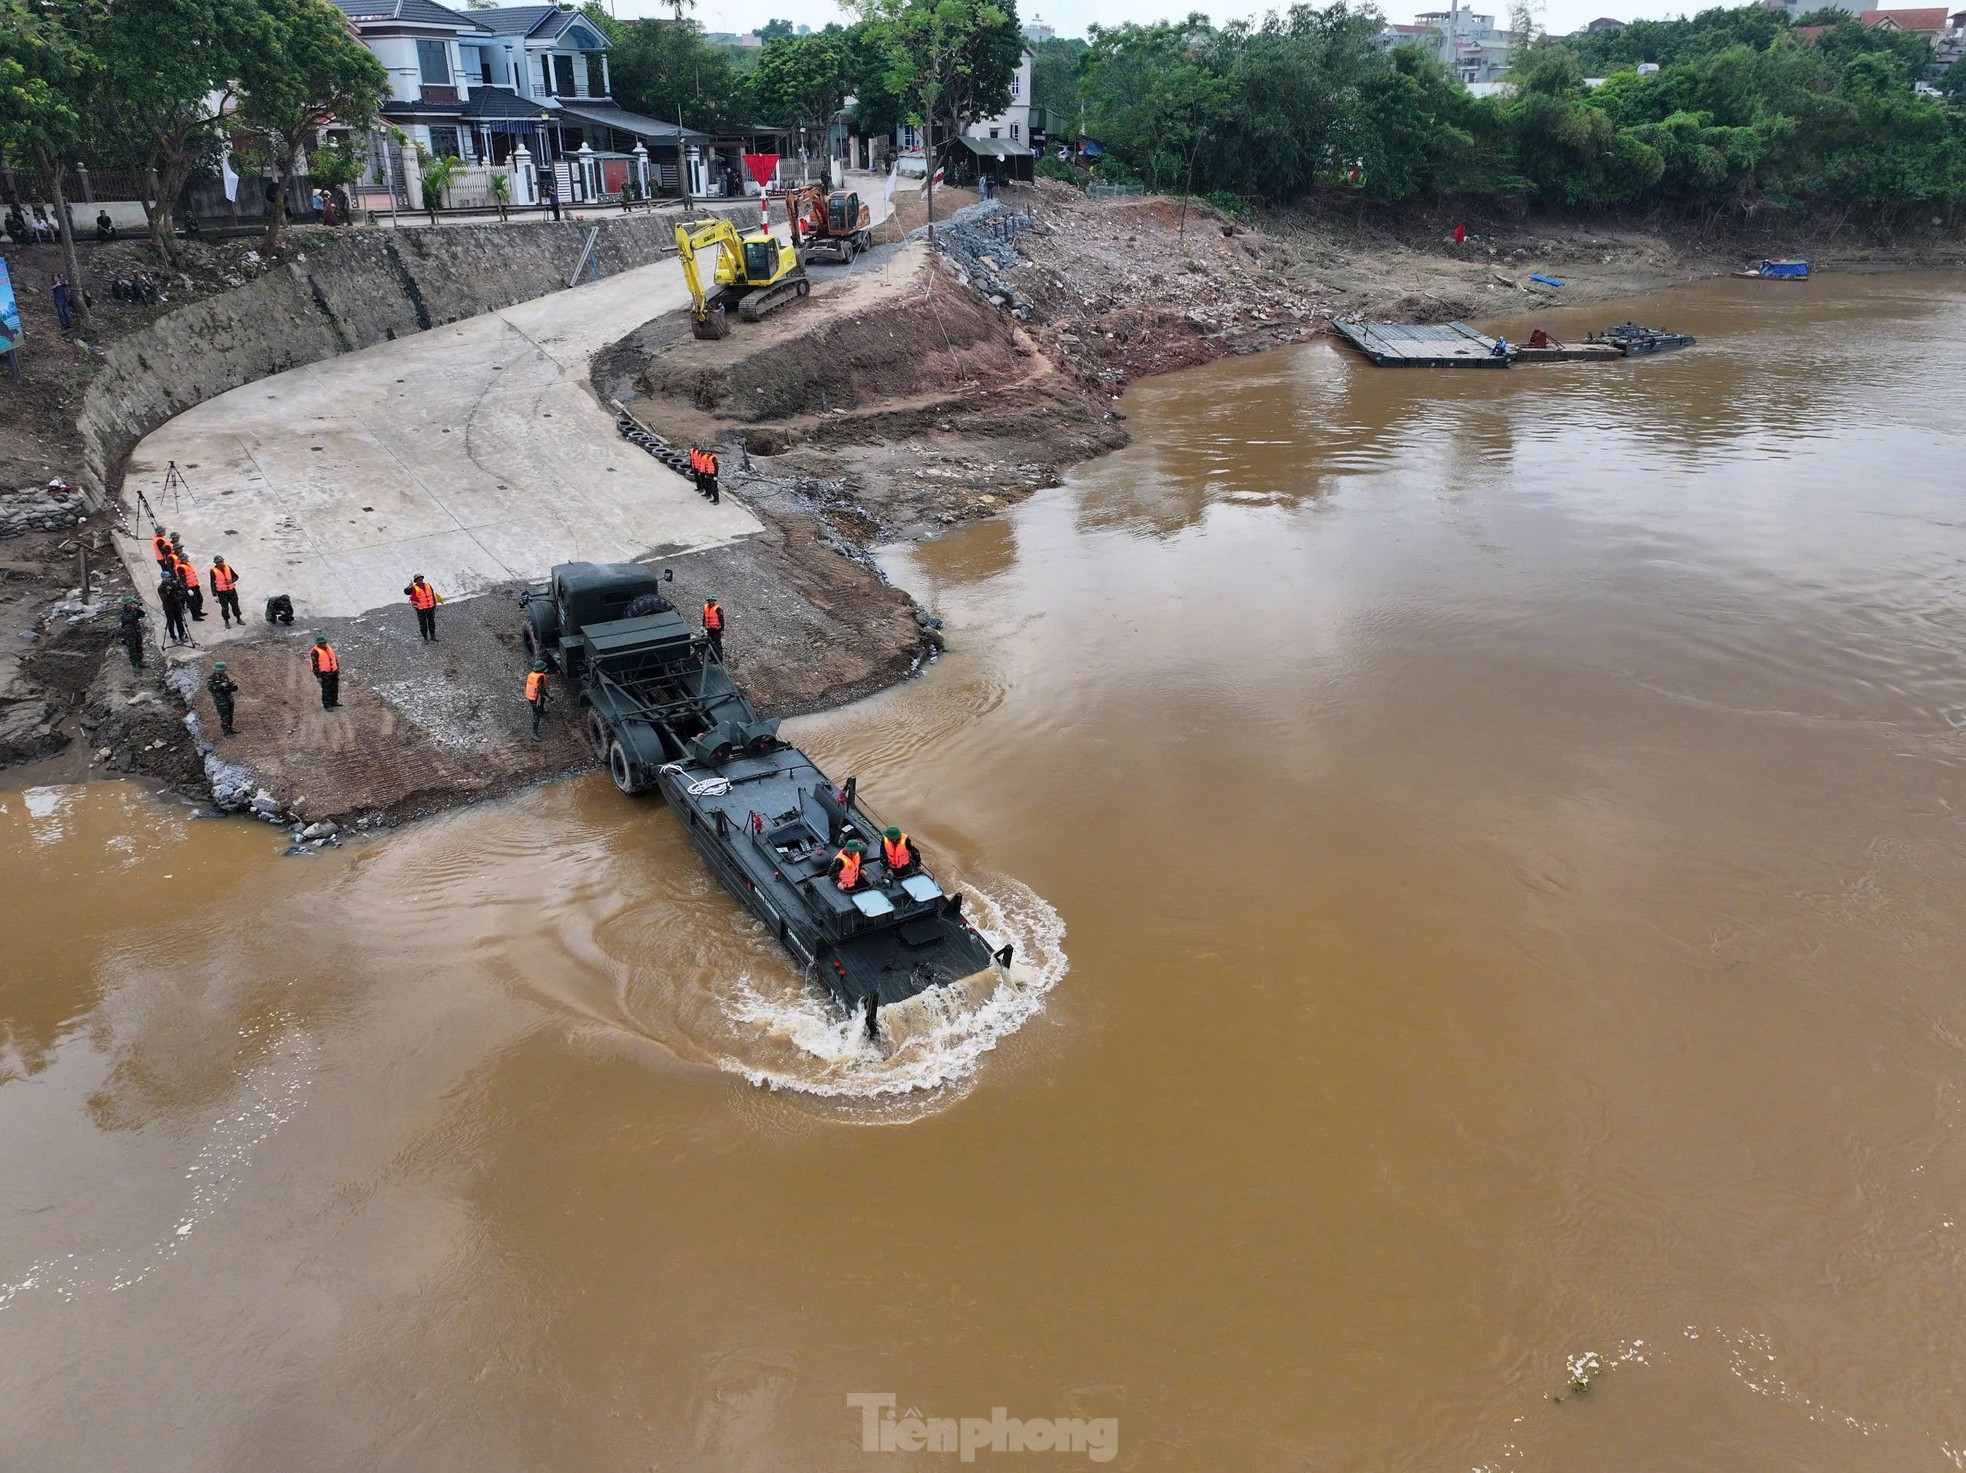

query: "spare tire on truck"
left=622, top=593, right=674, bottom=618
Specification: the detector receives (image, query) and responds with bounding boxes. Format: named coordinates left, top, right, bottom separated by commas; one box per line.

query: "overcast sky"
left=611, top=0, right=1707, bottom=45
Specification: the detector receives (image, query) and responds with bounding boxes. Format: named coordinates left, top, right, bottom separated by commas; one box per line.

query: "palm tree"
left=420, top=154, right=465, bottom=222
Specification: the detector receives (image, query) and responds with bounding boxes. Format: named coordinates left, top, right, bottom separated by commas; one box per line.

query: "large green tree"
left=1028, top=35, right=1084, bottom=121
left=1081, top=17, right=1236, bottom=195
left=0, top=0, right=95, bottom=312
left=606, top=16, right=751, bottom=133
left=86, top=0, right=247, bottom=262
left=858, top=0, right=1022, bottom=218
left=752, top=29, right=853, bottom=169
left=234, top=0, right=387, bottom=251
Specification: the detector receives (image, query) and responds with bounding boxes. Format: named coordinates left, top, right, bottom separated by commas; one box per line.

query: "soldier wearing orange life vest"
left=309, top=634, right=340, bottom=710
left=880, top=825, right=918, bottom=876
left=171, top=543, right=205, bottom=621
left=828, top=839, right=866, bottom=891
left=150, top=525, right=175, bottom=575
left=404, top=574, right=439, bottom=642
left=702, top=598, right=724, bottom=661
left=209, top=556, right=241, bottom=626
left=525, top=660, right=549, bottom=739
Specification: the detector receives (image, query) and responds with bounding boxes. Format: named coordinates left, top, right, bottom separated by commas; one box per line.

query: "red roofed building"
left=1857, top=6, right=1951, bottom=33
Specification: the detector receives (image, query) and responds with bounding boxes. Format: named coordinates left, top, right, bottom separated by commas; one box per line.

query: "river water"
left=6, top=273, right=1966, bottom=1470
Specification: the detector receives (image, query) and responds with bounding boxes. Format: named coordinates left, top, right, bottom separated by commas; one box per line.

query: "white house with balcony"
left=329, top=0, right=707, bottom=207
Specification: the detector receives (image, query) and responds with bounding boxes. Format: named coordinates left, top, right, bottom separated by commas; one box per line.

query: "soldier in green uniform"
left=206, top=661, right=239, bottom=737
left=118, top=596, right=148, bottom=671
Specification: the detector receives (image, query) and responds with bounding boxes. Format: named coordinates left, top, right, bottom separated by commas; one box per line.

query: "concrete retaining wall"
left=77, top=204, right=754, bottom=499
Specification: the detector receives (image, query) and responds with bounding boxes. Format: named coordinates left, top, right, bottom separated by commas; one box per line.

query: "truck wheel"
left=586, top=709, right=612, bottom=756
left=608, top=739, right=649, bottom=796
left=522, top=625, right=537, bottom=659
left=794, top=279, right=810, bottom=298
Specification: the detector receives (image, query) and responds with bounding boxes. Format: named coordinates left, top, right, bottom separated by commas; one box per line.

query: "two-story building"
left=965, top=49, right=1034, bottom=149
left=328, top=0, right=708, bottom=205
left=896, top=48, right=1038, bottom=182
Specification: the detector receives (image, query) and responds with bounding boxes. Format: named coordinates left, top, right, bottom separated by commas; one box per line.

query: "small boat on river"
left=1734, top=259, right=1811, bottom=280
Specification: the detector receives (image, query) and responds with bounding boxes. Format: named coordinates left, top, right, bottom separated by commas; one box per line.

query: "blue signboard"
left=0, top=258, right=20, bottom=356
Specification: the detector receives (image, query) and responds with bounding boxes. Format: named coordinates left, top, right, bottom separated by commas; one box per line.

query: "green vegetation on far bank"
left=1066, top=4, right=1966, bottom=223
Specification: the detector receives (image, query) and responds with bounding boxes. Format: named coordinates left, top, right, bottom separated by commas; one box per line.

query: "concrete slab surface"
left=119, top=251, right=759, bottom=636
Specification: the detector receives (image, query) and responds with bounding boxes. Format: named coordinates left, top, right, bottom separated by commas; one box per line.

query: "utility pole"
left=676, top=102, right=688, bottom=203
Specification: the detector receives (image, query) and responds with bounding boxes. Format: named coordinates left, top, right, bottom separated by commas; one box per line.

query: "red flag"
left=742, top=153, right=779, bottom=189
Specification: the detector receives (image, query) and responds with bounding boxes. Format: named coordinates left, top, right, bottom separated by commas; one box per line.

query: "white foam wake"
left=0, top=1020, right=317, bottom=1311
left=713, top=873, right=1068, bottom=1103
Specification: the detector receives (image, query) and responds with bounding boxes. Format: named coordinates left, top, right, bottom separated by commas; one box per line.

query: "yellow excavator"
left=674, top=217, right=810, bottom=340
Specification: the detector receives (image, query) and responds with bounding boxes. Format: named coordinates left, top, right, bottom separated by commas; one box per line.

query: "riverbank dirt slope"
left=8, top=182, right=1963, bottom=822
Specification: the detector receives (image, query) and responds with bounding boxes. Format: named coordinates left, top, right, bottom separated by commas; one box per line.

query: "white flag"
left=883, top=166, right=898, bottom=202
left=221, top=147, right=239, bottom=203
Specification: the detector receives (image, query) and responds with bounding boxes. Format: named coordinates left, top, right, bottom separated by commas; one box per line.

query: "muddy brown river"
left=7, top=273, right=1966, bottom=1470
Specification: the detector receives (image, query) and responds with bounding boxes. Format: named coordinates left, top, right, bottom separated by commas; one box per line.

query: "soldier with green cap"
left=879, top=825, right=918, bottom=876
left=828, top=838, right=867, bottom=892
left=206, top=661, right=239, bottom=737
left=524, top=659, right=550, bottom=739
left=118, top=596, right=148, bottom=671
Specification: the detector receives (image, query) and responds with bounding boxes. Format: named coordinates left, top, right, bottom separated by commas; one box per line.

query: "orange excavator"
left=782, top=185, right=873, bottom=265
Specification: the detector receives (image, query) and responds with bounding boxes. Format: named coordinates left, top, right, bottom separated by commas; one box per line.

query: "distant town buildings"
left=1378, top=7, right=1512, bottom=82
left=1381, top=2, right=1965, bottom=85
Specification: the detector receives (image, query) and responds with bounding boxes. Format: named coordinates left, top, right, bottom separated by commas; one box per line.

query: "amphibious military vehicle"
left=521, top=561, right=1011, bottom=1046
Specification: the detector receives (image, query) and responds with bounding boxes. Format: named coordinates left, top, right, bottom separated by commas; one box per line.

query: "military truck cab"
left=520, top=561, right=773, bottom=794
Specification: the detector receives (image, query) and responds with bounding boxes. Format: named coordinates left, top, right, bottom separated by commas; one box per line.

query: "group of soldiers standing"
left=118, top=530, right=414, bottom=740
left=116, top=542, right=733, bottom=756
left=146, top=523, right=243, bottom=645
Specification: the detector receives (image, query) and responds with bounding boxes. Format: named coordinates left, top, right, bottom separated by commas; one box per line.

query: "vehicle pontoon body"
left=522, top=562, right=1010, bottom=1046
left=1597, top=323, right=1697, bottom=355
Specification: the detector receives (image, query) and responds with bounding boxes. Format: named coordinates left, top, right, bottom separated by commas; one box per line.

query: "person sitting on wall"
left=95, top=210, right=116, bottom=242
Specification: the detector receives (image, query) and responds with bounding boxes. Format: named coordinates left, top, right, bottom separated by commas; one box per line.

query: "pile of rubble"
left=931, top=183, right=1334, bottom=387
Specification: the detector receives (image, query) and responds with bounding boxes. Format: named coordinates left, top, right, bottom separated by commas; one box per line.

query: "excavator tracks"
left=736, top=272, right=811, bottom=323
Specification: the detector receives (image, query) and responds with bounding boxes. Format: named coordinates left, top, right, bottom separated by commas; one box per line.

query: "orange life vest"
left=690, top=448, right=704, bottom=473
left=151, top=534, right=173, bottom=562
left=311, top=643, right=338, bottom=674
left=703, top=601, right=723, bottom=631
left=525, top=671, right=547, bottom=701
left=210, top=563, right=236, bottom=592
left=409, top=581, right=436, bottom=610
left=882, top=833, right=912, bottom=870
left=703, top=452, right=718, bottom=477
left=833, top=849, right=862, bottom=890
left=172, top=557, right=195, bottom=583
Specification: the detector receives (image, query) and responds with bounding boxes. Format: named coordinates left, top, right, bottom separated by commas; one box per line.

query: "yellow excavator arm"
left=674, top=215, right=807, bottom=341
left=675, top=217, right=747, bottom=323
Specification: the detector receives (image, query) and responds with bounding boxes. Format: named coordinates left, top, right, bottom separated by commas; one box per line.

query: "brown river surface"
left=6, top=272, right=1966, bottom=1470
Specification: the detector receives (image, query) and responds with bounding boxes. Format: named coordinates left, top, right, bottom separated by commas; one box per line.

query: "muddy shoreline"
left=4, top=185, right=1962, bottom=822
